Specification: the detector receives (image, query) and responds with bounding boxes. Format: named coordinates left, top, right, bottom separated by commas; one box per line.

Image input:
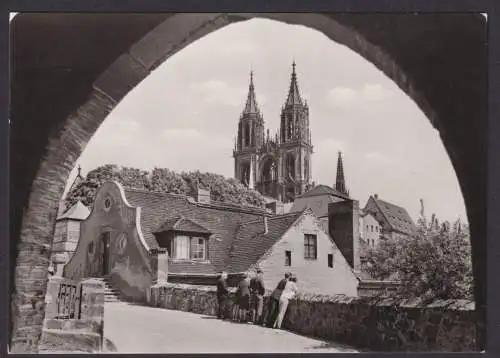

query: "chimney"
left=197, top=188, right=211, bottom=204
left=328, top=200, right=360, bottom=271
left=265, top=200, right=284, bottom=215
left=263, top=216, right=269, bottom=234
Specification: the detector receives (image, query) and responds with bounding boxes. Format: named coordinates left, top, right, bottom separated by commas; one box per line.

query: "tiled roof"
left=123, top=188, right=267, bottom=271
left=154, top=216, right=212, bottom=235
left=296, top=184, right=350, bottom=200
left=370, top=197, right=417, bottom=236
left=228, top=211, right=304, bottom=273
left=57, top=201, right=90, bottom=221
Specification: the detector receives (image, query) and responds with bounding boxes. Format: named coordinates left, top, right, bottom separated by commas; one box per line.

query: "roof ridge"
left=375, top=197, right=407, bottom=211
left=124, top=186, right=268, bottom=214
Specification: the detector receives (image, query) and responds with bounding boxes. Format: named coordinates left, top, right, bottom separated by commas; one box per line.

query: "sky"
left=62, top=17, right=467, bottom=224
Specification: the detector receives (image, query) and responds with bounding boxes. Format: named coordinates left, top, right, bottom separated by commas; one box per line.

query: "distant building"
left=291, top=152, right=350, bottom=229
left=51, top=200, right=90, bottom=276
left=63, top=181, right=358, bottom=302
left=288, top=152, right=416, bottom=296
left=363, top=194, right=418, bottom=241
left=233, top=62, right=313, bottom=203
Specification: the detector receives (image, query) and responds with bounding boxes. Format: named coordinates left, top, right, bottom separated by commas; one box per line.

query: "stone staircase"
left=95, top=276, right=121, bottom=303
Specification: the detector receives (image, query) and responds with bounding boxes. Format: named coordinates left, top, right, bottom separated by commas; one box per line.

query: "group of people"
left=216, top=270, right=298, bottom=330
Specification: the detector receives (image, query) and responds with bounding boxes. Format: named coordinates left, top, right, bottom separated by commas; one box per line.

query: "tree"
left=362, top=206, right=473, bottom=301
left=64, top=165, right=266, bottom=211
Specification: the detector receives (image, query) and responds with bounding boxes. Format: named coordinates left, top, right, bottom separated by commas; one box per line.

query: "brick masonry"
left=148, top=283, right=479, bottom=352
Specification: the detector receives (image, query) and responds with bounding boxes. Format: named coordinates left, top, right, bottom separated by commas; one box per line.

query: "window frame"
left=285, top=250, right=292, bottom=266
left=327, top=253, right=333, bottom=268
left=304, top=234, right=318, bottom=260
left=171, top=234, right=208, bottom=261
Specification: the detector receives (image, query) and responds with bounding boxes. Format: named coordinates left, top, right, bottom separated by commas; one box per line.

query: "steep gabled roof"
left=56, top=201, right=90, bottom=221
left=228, top=211, right=303, bottom=273
left=154, top=216, right=212, bottom=235
left=368, top=196, right=417, bottom=236
left=296, top=184, right=350, bottom=200
left=123, top=188, right=267, bottom=271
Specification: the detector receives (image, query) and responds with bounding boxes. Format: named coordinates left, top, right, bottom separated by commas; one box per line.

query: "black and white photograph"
left=7, top=10, right=490, bottom=354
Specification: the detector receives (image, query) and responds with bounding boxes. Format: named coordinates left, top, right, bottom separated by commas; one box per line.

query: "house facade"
left=64, top=181, right=358, bottom=302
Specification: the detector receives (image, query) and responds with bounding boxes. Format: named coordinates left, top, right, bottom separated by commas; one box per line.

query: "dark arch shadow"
left=9, top=12, right=487, bottom=352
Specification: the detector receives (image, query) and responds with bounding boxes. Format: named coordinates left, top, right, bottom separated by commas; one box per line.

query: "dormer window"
left=172, top=235, right=207, bottom=260
left=154, top=216, right=212, bottom=262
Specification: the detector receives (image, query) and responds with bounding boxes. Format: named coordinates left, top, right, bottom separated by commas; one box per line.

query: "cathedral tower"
left=278, top=61, right=313, bottom=202
left=234, top=63, right=313, bottom=203
left=233, top=71, right=264, bottom=187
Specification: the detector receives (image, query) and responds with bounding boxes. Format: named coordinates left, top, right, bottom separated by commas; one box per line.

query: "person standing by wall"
left=216, top=271, right=229, bottom=320
left=266, top=272, right=291, bottom=327
left=273, top=275, right=298, bottom=329
left=236, top=273, right=251, bottom=323
left=249, top=268, right=265, bottom=325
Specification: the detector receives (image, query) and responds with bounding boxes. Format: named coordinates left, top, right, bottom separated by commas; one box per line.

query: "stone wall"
left=38, top=277, right=105, bottom=353
left=147, top=283, right=479, bottom=352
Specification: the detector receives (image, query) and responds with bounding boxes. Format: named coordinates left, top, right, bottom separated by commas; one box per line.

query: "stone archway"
left=10, top=13, right=486, bottom=352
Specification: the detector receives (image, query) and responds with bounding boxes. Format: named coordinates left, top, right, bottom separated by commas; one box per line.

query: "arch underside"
left=9, top=12, right=487, bottom=352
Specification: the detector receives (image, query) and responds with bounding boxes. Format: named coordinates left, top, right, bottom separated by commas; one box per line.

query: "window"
left=371, top=225, right=373, bottom=232
left=104, top=197, right=112, bottom=211
left=88, top=242, right=94, bottom=255
left=304, top=234, right=317, bottom=260
left=190, top=237, right=206, bottom=260
left=285, top=250, right=291, bottom=266
left=172, top=235, right=207, bottom=260
left=327, top=254, right=333, bottom=268
left=244, top=123, right=251, bottom=147
left=172, top=236, right=190, bottom=260
left=372, top=239, right=375, bottom=247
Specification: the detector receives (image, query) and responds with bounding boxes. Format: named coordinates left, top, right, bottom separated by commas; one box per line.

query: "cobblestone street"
left=104, top=302, right=358, bottom=353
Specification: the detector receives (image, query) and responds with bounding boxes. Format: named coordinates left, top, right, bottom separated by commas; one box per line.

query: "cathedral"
left=233, top=62, right=314, bottom=203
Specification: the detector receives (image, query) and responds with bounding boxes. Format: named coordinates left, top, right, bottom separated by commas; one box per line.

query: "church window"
left=328, top=254, right=333, bottom=268
left=88, top=242, right=94, bottom=255
left=304, top=158, right=309, bottom=179
left=244, top=123, right=251, bottom=147
left=286, top=155, right=295, bottom=178
left=304, top=234, right=317, bottom=260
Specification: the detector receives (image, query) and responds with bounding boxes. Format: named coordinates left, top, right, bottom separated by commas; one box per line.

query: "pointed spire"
left=285, top=61, right=303, bottom=106
left=243, top=70, right=260, bottom=114
left=335, top=151, right=348, bottom=195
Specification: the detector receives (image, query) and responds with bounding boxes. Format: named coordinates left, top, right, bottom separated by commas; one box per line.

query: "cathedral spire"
left=243, top=70, right=260, bottom=114
left=285, top=60, right=303, bottom=106
left=335, top=151, right=348, bottom=195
